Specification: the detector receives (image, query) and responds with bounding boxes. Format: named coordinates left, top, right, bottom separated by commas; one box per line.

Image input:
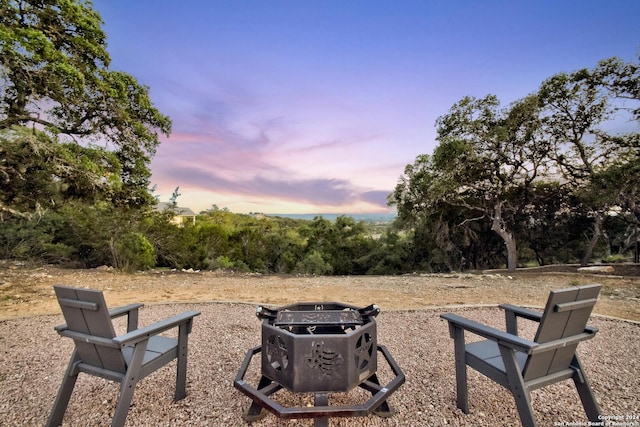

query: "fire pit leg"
left=242, top=376, right=271, bottom=422
left=367, top=374, right=396, bottom=418
left=313, top=393, right=329, bottom=427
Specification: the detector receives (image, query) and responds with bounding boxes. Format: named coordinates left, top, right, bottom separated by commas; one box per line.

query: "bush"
left=602, top=254, right=627, bottom=263
left=293, top=250, right=333, bottom=275
left=112, top=232, right=155, bottom=272
left=40, top=242, right=76, bottom=263
left=207, top=255, right=234, bottom=270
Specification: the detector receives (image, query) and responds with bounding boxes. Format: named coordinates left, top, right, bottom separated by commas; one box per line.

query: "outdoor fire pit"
left=234, top=302, right=405, bottom=426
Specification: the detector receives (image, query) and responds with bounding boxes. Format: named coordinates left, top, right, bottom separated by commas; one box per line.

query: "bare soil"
left=2, top=262, right=639, bottom=321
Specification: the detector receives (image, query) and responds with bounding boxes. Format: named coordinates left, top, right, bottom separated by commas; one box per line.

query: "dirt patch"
left=1, top=262, right=639, bottom=321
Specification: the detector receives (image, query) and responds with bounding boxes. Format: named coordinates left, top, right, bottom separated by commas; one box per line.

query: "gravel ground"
left=1, top=303, right=638, bottom=426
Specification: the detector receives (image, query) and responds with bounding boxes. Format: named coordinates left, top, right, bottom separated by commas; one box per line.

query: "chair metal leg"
left=451, top=326, right=469, bottom=413
left=572, top=355, right=601, bottom=422
left=500, top=346, right=536, bottom=427
left=46, top=351, right=80, bottom=427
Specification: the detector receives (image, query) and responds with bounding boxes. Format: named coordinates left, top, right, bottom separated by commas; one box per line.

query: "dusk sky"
left=93, top=0, right=640, bottom=215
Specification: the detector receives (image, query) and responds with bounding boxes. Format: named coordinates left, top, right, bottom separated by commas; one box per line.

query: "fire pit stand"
left=234, top=302, right=405, bottom=426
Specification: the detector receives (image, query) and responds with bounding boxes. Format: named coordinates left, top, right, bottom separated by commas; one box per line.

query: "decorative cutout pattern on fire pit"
left=304, top=341, right=343, bottom=376
left=355, top=332, right=373, bottom=369
left=266, top=335, right=288, bottom=371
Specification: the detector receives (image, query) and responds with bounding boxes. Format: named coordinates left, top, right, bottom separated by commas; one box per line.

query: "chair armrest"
left=500, top=304, right=542, bottom=335
left=113, top=310, right=200, bottom=347
left=55, top=328, right=121, bottom=349
left=109, top=303, right=144, bottom=332
left=109, top=303, right=144, bottom=319
left=499, top=304, right=542, bottom=322
left=441, top=313, right=537, bottom=354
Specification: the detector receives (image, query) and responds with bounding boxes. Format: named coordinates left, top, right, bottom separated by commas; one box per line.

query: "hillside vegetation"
left=1, top=1, right=638, bottom=274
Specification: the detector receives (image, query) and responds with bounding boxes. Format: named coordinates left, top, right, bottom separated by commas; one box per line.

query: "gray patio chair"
left=440, top=283, right=601, bottom=427
left=46, top=285, right=200, bottom=427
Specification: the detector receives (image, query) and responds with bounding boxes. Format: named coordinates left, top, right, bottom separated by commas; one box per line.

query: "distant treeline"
left=265, top=213, right=397, bottom=223
left=0, top=202, right=634, bottom=274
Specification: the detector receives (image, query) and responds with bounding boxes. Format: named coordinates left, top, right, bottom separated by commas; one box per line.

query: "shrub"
left=41, top=243, right=76, bottom=263
left=207, top=255, right=234, bottom=270
left=293, top=250, right=333, bottom=275
left=602, top=254, right=627, bottom=263
left=112, top=232, right=155, bottom=272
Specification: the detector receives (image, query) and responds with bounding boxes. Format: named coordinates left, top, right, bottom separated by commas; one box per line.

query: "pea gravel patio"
left=1, top=303, right=638, bottom=426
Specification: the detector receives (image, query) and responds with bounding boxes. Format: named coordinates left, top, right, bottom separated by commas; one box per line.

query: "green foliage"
left=293, top=250, right=333, bottom=275
left=295, top=216, right=366, bottom=274
left=0, top=196, right=634, bottom=274
left=0, top=214, right=61, bottom=260
left=537, top=59, right=640, bottom=265
left=390, top=55, right=640, bottom=272
left=1, top=0, right=171, bottom=215
left=142, top=212, right=206, bottom=270
left=358, top=230, right=410, bottom=275
left=208, top=255, right=234, bottom=270
left=602, top=254, right=627, bottom=263
left=112, top=232, right=155, bottom=272
left=0, top=127, right=125, bottom=215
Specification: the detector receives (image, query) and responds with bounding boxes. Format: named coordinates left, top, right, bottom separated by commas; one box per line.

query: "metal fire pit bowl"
left=234, top=302, right=405, bottom=426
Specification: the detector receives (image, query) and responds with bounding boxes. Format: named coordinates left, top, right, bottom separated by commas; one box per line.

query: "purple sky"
left=93, top=0, right=640, bottom=214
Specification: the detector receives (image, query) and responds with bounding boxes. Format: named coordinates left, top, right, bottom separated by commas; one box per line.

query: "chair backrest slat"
left=554, top=298, right=598, bottom=313
left=58, top=298, right=99, bottom=311
left=54, top=285, right=126, bottom=373
left=523, top=284, right=600, bottom=381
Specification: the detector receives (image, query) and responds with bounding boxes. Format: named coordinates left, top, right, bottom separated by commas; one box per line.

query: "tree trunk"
left=581, top=213, right=603, bottom=266
left=491, top=201, right=518, bottom=272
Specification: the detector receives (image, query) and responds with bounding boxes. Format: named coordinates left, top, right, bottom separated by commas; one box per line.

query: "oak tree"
left=0, top=0, right=171, bottom=215
left=391, top=95, right=547, bottom=271
left=538, top=57, right=639, bottom=265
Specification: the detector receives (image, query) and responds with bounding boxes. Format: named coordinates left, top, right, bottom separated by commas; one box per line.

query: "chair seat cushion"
left=466, top=340, right=528, bottom=373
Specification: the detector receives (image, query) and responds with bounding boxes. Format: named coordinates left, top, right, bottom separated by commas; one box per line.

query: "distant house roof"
left=155, top=202, right=197, bottom=216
